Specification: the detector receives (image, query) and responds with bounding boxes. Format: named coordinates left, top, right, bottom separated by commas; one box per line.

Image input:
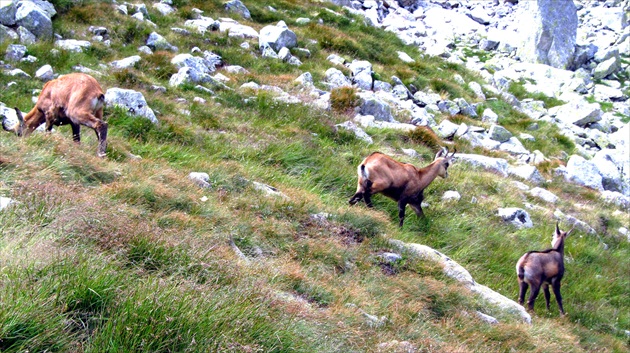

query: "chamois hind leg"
left=526, top=281, right=541, bottom=312
left=551, top=278, right=565, bottom=315
left=397, top=200, right=407, bottom=227
left=518, top=280, right=529, bottom=306
left=543, top=284, right=551, bottom=311
left=409, top=203, right=425, bottom=218
left=70, top=122, right=81, bottom=143
left=71, top=110, right=108, bottom=157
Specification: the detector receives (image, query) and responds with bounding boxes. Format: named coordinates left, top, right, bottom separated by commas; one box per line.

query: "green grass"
left=0, top=1, right=628, bottom=352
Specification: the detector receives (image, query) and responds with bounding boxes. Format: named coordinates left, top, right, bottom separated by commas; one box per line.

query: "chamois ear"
left=435, top=146, right=448, bottom=160
left=447, top=148, right=456, bottom=160
left=555, top=221, right=561, bottom=236
left=566, top=226, right=575, bottom=237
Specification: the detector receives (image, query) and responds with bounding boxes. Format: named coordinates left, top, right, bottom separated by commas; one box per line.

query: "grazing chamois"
left=516, top=223, right=573, bottom=315
left=2, top=73, right=108, bottom=157
left=348, top=147, right=456, bottom=227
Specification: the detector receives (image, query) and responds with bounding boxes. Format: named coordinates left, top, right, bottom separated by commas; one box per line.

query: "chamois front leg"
left=551, top=278, right=565, bottom=315
left=70, top=122, right=81, bottom=143
left=543, top=284, right=551, bottom=311
left=349, top=191, right=363, bottom=205
left=71, top=109, right=108, bottom=157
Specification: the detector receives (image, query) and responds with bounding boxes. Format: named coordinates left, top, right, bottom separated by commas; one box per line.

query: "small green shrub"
left=330, top=87, right=360, bottom=114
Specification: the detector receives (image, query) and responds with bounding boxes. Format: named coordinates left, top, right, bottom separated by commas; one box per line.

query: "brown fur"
left=348, top=147, right=455, bottom=227
left=4, top=73, right=108, bottom=157
left=516, top=223, right=573, bottom=315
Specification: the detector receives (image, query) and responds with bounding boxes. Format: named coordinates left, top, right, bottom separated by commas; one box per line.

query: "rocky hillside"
left=0, top=0, right=628, bottom=352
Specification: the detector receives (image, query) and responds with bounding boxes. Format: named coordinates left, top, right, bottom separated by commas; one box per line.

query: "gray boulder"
left=0, top=2, right=17, bottom=26
left=104, top=88, right=158, bottom=124
left=153, top=3, right=175, bottom=16
left=324, top=68, right=351, bottom=88
left=110, top=55, right=141, bottom=70
left=517, top=0, right=577, bottom=69
left=593, top=56, right=621, bottom=80
left=358, top=95, right=394, bottom=122
left=554, top=100, right=602, bottom=127
left=455, top=154, right=510, bottom=177
left=15, top=1, right=52, bottom=39
left=565, top=155, right=603, bottom=191
left=0, top=25, right=18, bottom=42
left=17, top=26, right=36, bottom=44
left=224, top=0, right=251, bottom=20
left=171, top=53, right=218, bottom=74
left=592, top=150, right=627, bottom=194
left=488, top=124, right=512, bottom=143
left=5, top=44, right=26, bottom=61
left=509, top=165, right=545, bottom=184
left=498, top=208, right=533, bottom=228
left=55, top=39, right=91, bottom=52
left=482, top=108, right=498, bottom=124
left=529, top=187, right=558, bottom=203
left=35, top=64, right=53, bottom=81
left=437, top=100, right=460, bottom=116
left=435, top=119, right=459, bottom=139
left=259, top=22, right=297, bottom=52
left=147, top=32, right=177, bottom=51
left=335, top=121, right=373, bottom=144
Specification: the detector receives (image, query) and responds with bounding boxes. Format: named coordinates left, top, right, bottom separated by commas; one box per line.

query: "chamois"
left=2, top=73, right=108, bottom=157
left=516, top=223, right=573, bottom=315
left=348, top=147, right=456, bottom=227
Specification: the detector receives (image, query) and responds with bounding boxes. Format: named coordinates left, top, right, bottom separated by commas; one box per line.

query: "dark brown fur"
left=516, top=223, right=573, bottom=315
left=348, top=147, right=455, bottom=227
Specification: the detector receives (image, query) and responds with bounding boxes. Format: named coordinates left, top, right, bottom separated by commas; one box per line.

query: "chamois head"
left=552, top=222, right=573, bottom=249
left=433, top=146, right=456, bottom=178
left=2, top=108, right=26, bottom=137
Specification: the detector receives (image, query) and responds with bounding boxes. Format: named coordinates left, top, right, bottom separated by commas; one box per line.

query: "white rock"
left=442, top=191, right=461, bottom=201
left=529, top=187, right=559, bottom=203
left=565, top=155, right=603, bottom=191
left=498, top=208, right=533, bottom=228
left=35, top=64, right=53, bottom=81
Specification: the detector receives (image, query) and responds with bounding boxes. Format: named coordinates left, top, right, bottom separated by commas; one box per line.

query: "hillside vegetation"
left=0, top=0, right=628, bottom=352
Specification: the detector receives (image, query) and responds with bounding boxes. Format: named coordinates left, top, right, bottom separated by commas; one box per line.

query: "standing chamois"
left=348, top=147, right=456, bottom=227
left=516, top=223, right=573, bottom=315
left=2, top=73, right=108, bottom=157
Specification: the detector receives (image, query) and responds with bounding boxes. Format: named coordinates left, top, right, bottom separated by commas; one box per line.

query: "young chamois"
left=2, top=73, right=108, bottom=157
left=516, top=223, right=573, bottom=315
left=348, top=147, right=456, bottom=227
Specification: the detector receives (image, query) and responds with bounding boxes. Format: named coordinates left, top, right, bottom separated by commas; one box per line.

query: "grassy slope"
left=0, top=0, right=628, bottom=352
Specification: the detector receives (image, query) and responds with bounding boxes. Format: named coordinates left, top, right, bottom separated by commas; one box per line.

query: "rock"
left=435, top=119, right=459, bottom=139
left=295, top=17, right=310, bottom=25
left=379, top=252, right=402, bottom=263
left=455, top=98, right=477, bottom=118
left=55, top=39, right=91, bottom=52
left=565, top=155, right=603, bottom=191
left=456, top=153, right=510, bottom=177
left=498, top=208, right=533, bottom=228
left=397, top=51, right=415, bottom=63
left=277, top=47, right=291, bottom=61
left=17, top=26, right=36, bottom=44
left=468, top=81, right=485, bottom=100
left=354, top=115, right=416, bottom=133
left=295, top=72, right=313, bottom=86
left=172, top=53, right=217, bottom=74
left=189, top=172, right=211, bottom=188
left=517, top=0, right=577, bottom=69
left=390, top=239, right=531, bottom=324
left=0, top=25, right=18, bottom=43
left=442, top=190, right=461, bottom=201
left=438, top=100, right=460, bottom=116
left=5, top=44, right=26, bottom=61
left=358, top=95, right=394, bottom=122
left=509, top=165, right=545, bottom=184
left=104, top=88, right=158, bottom=124
left=224, top=0, right=251, bottom=20
left=0, top=196, right=16, bottom=211
left=147, top=32, right=177, bottom=51
left=469, top=7, right=491, bottom=25
left=324, top=68, right=352, bottom=88
left=488, top=124, right=513, bottom=143
left=259, top=22, right=297, bottom=52
left=327, top=54, right=346, bottom=66
left=252, top=181, right=288, bottom=199
left=15, top=1, right=53, bottom=39
left=592, top=150, right=627, bottom=194
left=153, top=3, right=175, bottom=16
left=35, top=64, right=53, bottom=81
left=335, top=121, right=373, bottom=144
left=475, top=311, right=499, bottom=325
left=553, top=209, right=596, bottom=234
left=482, top=108, right=498, bottom=124
left=593, top=56, right=621, bottom=80
left=499, top=137, right=530, bottom=155
left=554, top=100, right=602, bottom=127
left=349, top=60, right=373, bottom=90
left=110, top=55, right=141, bottom=70
left=529, top=187, right=559, bottom=203
left=601, top=191, right=630, bottom=210
left=185, top=18, right=219, bottom=34
left=0, top=1, right=17, bottom=26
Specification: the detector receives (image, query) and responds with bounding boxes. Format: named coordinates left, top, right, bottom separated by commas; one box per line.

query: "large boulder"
left=0, top=1, right=17, bottom=26
left=517, top=0, right=578, bottom=69
left=554, top=100, right=602, bottom=127
left=224, top=0, right=251, bottom=20
left=358, top=94, right=394, bottom=122
left=565, top=155, right=603, bottom=191
left=15, top=1, right=53, bottom=39
left=324, top=68, right=352, bottom=89
left=454, top=154, right=510, bottom=177
left=104, top=88, right=158, bottom=124
left=259, top=21, right=297, bottom=52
